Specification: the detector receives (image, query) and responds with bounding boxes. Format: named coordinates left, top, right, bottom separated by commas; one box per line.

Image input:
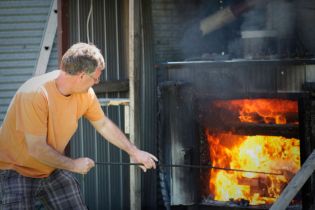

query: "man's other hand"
left=73, top=157, right=95, bottom=174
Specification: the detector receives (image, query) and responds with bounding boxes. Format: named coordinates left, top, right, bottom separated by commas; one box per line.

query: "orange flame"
left=213, top=99, right=298, bottom=124
left=207, top=131, right=300, bottom=205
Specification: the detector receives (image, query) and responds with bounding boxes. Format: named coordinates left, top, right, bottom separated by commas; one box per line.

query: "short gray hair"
left=61, top=43, right=105, bottom=75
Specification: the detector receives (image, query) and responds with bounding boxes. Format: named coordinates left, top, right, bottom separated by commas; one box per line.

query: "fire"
left=207, top=131, right=301, bottom=205
left=213, top=99, right=298, bottom=124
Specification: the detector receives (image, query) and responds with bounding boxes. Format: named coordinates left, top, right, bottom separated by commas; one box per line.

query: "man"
left=0, top=43, right=157, bottom=209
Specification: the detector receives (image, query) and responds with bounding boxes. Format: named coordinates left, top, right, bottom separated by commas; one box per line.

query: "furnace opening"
left=200, top=98, right=301, bottom=207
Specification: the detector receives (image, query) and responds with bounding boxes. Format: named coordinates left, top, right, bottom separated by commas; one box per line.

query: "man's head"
left=58, top=43, right=105, bottom=93
left=61, top=43, right=105, bottom=75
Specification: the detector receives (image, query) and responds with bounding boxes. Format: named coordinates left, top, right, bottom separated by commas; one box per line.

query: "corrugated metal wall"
left=0, top=0, right=58, bottom=124
left=68, top=1, right=131, bottom=209
left=140, top=0, right=158, bottom=209
left=67, top=0, right=159, bottom=209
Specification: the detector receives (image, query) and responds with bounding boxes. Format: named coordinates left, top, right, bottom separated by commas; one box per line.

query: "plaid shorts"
left=0, top=169, right=87, bottom=210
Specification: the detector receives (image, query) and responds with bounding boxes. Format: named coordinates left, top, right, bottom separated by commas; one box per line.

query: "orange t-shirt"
left=0, top=70, right=105, bottom=178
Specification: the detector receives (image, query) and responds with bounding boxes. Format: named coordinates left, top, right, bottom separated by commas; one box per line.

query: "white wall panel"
left=0, top=0, right=58, bottom=124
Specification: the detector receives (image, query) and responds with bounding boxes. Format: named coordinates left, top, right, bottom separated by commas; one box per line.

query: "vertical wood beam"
left=129, top=0, right=141, bottom=210
left=57, top=0, right=69, bottom=66
left=57, top=0, right=70, bottom=156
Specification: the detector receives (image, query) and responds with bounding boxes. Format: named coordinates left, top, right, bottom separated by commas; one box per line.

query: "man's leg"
left=0, top=170, right=35, bottom=210
left=40, top=170, right=87, bottom=210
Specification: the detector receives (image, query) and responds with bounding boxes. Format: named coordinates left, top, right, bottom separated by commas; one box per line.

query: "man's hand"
left=72, top=157, right=95, bottom=174
left=130, top=149, right=158, bottom=172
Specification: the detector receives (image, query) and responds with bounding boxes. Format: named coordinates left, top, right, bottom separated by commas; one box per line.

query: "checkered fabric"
left=0, top=169, right=87, bottom=210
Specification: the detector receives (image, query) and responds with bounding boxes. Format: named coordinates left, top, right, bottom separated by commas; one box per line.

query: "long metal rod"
left=95, top=162, right=282, bottom=176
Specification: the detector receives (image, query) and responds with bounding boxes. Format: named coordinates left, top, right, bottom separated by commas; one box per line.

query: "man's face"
left=76, top=67, right=103, bottom=92
left=86, top=68, right=102, bottom=85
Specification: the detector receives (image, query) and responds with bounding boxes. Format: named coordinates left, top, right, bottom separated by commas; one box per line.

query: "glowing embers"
left=206, top=131, right=300, bottom=205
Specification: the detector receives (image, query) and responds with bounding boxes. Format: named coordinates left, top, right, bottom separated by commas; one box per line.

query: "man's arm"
left=25, top=133, right=95, bottom=174
left=90, top=116, right=158, bottom=172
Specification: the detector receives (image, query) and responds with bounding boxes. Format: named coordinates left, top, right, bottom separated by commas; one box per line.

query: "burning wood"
left=205, top=131, right=300, bottom=205
left=201, top=98, right=299, bottom=125
left=200, top=120, right=299, bottom=138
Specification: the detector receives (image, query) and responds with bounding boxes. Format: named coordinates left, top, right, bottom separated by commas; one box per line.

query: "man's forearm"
left=92, top=117, right=137, bottom=156
left=24, top=133, right=82, bottom=173
left=26, top=135, right=94, bottom=174
left=101, top=122, right=138, bottom=155
left=91, top=117, right=158, bottom=171
left=29, top=141, right=75, bottom=171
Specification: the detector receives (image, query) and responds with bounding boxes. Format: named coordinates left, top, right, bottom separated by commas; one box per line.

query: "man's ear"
left=79, top=71, right=85, bottom=79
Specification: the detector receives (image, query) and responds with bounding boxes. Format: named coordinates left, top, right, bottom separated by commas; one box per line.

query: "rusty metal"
left=95, top=162, right=282, bottom=176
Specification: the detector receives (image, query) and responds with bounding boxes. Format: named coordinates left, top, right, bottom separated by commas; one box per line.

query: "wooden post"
left=57, top=0, right=69, bottom=66
left=129, top=0, right=141, bottom=210
left=270, top=149, right=315, bottom=210
left=57, top=0, right=70, bottom=156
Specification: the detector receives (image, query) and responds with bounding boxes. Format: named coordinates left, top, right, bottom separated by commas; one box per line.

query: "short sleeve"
left=16, top=91, right=48, bottom=136
left=83, top=88, right=105, bottom=121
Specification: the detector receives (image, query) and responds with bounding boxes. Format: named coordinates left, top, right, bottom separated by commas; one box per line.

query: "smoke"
left=267, top=0, right=296, bottom=38
left=178, top=0, right=303, bottom=60
left=229, top=0, right=297, bottom=59
left=297, top=0, right=315, bottom=54
left=178, top=0, right=232, bottom=60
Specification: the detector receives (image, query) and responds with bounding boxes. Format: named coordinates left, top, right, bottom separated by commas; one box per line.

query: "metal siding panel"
left=306, top=65, right=315, bottom=82
left=0, top=114, right=6, bottom=122
left=104, top=0, right=118, bottom=81
left=68, top=1, right=129, bottom=209
left=0, top=1, right=51, bottom=7
left=0, top=16, right=48, bottom=23
left=0, top=0, right=58, bottom=124
left=0, top=23, right=46, bottom=31
left=0, top=67, right=35, bottom=75
left=108, top=106, right=124, bottom=210
left=82, top=120, right=98, bottom=210
left=0, top=98, right=12, bottom=105
left=0, top=75, right=31, bottom=83
left=277, top=64, right=306, bottom=92
left=92, top=0, right=105, bottom=70
left=0, top=7, right=50, bottom=15
left=247, top=63, right=277, bottom=92
left=0, top=52, right=38, bottom=60
left=0, top=90, right=18, bottom=98
left=47, top=35, right=58, bottom=72
left=141, top=1, right=158, bottom=208
left=69, top=107, right=130, bottom=210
